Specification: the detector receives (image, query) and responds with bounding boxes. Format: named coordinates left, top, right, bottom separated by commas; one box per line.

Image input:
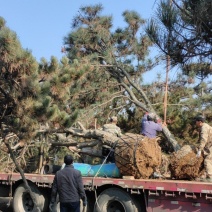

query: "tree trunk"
left=162, top=126, right=181, bottom=151
left=117, top=71, right=181, bottom=152
left=4, top=136, right=41, bottom=212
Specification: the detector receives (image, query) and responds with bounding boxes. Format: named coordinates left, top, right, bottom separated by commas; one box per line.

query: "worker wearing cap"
left=103, top=116, right=122, bottom=137
left=102, top=116, right=121, bottom=163
left=141, top=112, right=163, bottom=138
left=195, top=115, right=212, bottom=181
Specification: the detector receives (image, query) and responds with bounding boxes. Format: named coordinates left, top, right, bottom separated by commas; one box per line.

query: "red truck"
left=0, top=172, right=212, bottom=212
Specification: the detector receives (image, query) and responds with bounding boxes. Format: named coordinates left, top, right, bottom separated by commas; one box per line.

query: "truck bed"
left=0, top=172, right=212, bottom=194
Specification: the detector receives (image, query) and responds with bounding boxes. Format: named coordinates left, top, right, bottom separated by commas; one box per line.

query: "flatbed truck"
left=0, top=172, right=212, bottom=211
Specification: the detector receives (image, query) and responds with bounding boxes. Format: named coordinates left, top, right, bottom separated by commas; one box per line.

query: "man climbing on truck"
left=195, top=115, right=212, bottom=182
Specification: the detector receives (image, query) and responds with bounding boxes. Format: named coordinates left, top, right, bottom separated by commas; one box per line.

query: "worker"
left=103, top=116, right=122, bottom=137
left=49, top=155, right=87, bottom=212
left=102, top=116, right=121, bottom=163
left=195, top=115, right=212, bottom=182
left=141, top=112, right=163, bottom=138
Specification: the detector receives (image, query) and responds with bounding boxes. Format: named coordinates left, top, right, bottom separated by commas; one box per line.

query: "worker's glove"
left=153, top=172, right=163, bottom=178
left=49, top=201, right=54, bottom=212
left=196, top=150, right=201, bottom=158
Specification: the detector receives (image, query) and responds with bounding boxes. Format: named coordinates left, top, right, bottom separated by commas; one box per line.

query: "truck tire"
left=94, top=188, right=140, bottom=212
left=13, top=182, right=47, bottom=212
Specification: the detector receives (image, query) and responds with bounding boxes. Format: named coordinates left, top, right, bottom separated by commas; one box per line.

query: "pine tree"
left=146, top=0, right=212, bottom=66
left=146, top=0, right=212, bottom=140
left=0, top=17, right=77, bottom=141
left=63, top=4, right=180, bottom=151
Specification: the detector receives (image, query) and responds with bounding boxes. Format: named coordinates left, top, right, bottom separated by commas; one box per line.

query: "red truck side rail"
left=0, top=172, right=212, bottom=194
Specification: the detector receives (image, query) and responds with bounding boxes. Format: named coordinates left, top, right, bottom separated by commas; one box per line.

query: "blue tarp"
left=73, top=163, right=121, bottom=178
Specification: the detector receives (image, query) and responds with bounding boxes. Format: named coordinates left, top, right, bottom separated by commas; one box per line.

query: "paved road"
left=0, top=198, right=13, bottom=212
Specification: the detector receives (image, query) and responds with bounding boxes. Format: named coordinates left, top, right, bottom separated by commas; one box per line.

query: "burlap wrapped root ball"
left=114, top=133, right=161, bottom=179
left=169, top=145, right=204, bottom=180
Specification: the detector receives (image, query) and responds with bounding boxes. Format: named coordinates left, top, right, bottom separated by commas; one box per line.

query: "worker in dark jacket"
left=49, top=155, right=87, bottom=212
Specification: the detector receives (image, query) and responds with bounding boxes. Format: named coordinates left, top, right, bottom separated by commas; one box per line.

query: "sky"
left=1, top=0, right=176, bottom=82
left=0, top=0, right=158, bottom=60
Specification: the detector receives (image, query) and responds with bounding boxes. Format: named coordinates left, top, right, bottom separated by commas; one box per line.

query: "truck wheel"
left=13, top=182, right=47, bottom=212
left=94, top=188, right=140, bottom=212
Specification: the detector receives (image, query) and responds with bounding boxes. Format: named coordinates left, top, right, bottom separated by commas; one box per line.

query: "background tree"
left=0, top=17, right=80, bottom=175
left=63, top=4, right=180, bottom=151
left=146, top=0, right=212, bottom=146
left=0, top=17, right=84, bottom=210
left=0, top=17, right=80, bottom=140
left=146, top=0, right=212, bottom=66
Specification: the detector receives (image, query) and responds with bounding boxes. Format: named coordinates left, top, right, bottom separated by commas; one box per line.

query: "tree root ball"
left=169, top=145, right=204, bottom=180
left=114, top=133, right=161, bottom=179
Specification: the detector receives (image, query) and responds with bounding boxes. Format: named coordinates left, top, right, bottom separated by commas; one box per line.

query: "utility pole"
left=164, top=56, right=170, bottom=124
left=163, top=0, right=172, bottom=124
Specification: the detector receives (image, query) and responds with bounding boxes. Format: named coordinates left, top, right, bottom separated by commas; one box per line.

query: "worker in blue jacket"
left=141, top=112, right=163, bottom=138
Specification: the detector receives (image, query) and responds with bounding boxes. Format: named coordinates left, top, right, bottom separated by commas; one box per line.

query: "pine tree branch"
left=3, top=133, right=41, bottom=212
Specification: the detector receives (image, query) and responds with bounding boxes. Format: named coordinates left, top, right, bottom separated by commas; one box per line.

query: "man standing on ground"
left=141, top=112, right=163, bottom=138
left=195, top=115, right=212, bottom=182
left=50, top=155, right=87, bottom=212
